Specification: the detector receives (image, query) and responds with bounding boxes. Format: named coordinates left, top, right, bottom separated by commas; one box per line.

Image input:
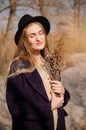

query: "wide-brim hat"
left=14, top=14, right=50, bottom=45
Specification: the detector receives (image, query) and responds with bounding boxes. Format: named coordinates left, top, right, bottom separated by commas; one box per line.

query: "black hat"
left=14, top=14, right=50, bottom=45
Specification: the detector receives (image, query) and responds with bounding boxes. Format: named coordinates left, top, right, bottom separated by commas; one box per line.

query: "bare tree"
left=6, top=0, right=17, bottom=37
left=72, top=0, right=81, bottom=51
left=73, top=0, right=81, bottom=30
left=38, top=0, right=44, bottom=15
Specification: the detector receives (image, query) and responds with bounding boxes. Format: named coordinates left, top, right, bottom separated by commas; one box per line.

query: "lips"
left=36, top=42, right=43, bottom=45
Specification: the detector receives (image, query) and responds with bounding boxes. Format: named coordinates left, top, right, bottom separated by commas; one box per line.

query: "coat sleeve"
left=59, top=76, right=70, bottom=107
left=63, top=88, right=70, bottom=107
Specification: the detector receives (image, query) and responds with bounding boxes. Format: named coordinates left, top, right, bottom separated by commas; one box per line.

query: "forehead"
left=25, top=22, right=43, bottom=33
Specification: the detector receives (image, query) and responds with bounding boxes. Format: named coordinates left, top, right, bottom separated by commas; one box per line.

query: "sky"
left=0, top=0, right=86, bottom=30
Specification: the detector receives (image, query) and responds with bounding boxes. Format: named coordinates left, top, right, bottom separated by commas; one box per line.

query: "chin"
left=38, top=45, right=45, bottom=50
left=40, top=46, right=45, bottom=50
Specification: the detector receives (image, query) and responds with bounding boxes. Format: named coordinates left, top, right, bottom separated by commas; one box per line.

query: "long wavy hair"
left=9, top=22, right=63, bottom=79
left=13, top=22, right=49, bottom=71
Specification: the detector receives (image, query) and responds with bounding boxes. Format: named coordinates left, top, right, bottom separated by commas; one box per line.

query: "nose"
left=36, top=34, right=41, bottom=41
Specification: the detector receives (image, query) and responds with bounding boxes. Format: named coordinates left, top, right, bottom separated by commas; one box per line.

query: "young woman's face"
left=25, top=23, right=46, bottom=53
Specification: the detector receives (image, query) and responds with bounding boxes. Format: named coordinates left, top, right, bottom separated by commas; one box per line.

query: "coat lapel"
left=25, top=69, right=49, bottom=101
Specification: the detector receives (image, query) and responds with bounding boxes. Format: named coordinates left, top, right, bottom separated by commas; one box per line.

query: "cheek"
left=43, top=35, right=46, bottom=40
left=28, top=39, right=36, bottom=49
left=28, top=38, right=35, bottom=47
left=44, top=37, right=46, bottom=45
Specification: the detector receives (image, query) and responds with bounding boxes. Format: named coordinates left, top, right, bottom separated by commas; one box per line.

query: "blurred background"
left=0, top=0, right=86, bottom=130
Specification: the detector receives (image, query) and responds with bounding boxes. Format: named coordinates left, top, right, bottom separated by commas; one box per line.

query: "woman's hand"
left=50, top=80, right=65, bottom=96
left=50, top=89, right=64, bottom=110
left=50, top=80, right=65, bottom=110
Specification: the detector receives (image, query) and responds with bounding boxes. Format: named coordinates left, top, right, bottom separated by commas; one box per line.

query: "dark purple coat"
left=6, top=59, right=70, bottom=130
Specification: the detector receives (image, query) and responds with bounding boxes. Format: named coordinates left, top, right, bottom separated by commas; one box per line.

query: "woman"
left=6, top=14, right=70, bottom=130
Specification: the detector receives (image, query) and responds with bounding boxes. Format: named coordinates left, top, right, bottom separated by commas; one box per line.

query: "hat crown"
left=18, top=14, right=32, bottom=30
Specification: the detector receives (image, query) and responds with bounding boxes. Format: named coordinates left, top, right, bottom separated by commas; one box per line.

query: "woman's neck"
left=34, top=54, right=45, bottom=67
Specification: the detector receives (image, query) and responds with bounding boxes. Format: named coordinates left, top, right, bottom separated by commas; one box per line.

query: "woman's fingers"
left=49, top=80, right=65, bottom=95
left=51, top=92, right=64, bottom=110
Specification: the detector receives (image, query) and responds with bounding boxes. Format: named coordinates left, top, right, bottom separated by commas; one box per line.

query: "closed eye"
left=39, top=30, right=44, bottom=35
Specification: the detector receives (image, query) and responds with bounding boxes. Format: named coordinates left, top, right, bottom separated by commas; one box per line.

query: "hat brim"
left=14, top=16, right=50, bottom=45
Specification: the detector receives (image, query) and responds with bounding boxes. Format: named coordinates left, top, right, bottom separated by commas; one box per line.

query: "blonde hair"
left=10, top=22, right=49, bottom=77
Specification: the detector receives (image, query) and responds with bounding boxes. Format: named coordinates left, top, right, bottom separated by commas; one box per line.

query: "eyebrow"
left=27, top=29, right=43, bottom=36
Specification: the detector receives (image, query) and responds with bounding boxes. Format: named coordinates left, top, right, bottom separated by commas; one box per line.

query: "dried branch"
left=44, top=49, right=60, bottom=81
left=0, top=5, right=10, bottom=13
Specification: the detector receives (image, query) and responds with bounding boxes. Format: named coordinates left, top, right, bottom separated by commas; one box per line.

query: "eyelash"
left=29, top=31, right=44, bottom=38
left=29, top=35, right=34, bottom=38
left=39, top=32, right=43, bottom=35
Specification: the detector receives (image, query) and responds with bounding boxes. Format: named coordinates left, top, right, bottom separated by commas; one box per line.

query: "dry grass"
left=69, top=19, right=86, bottom=53
left=0, top=17, right=86, bottom=75
left=0, top=30, right=16, bottom=75
left=49, top=15, right=86, bottom=69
